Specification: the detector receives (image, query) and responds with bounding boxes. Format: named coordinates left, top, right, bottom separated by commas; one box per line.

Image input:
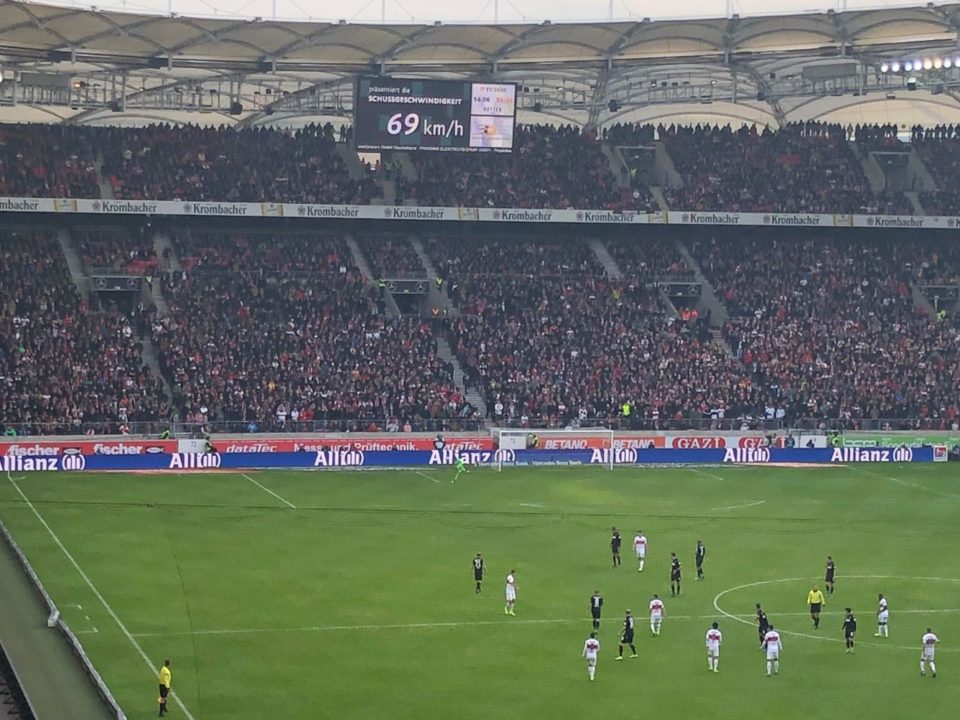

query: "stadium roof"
left=3, top=0, right=960, bottom=127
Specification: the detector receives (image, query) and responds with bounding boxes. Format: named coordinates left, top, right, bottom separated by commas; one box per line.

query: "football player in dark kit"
left=590, top=590, right=603, bottom=630
left=695, top=540, right=706, bottom=580
left=756, top=603, right=770, bottom=648
left=611, top=527, right=622, bottom=568
left=843, top=608, right=857, bottom=653
left=825, top=556, right=836, bottom=595
left=473, top=553, right=484, bottom=593
left=670, top=552, right=682, bottom=596
left=615, top=610, right=638, bottom=660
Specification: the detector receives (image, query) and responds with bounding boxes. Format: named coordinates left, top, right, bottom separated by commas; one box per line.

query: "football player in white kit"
left=705, top=622, right=722, bottom=672
left=634, top=530, right=647, bottom=572
left=649, top=594, right=665, bottom=636
left=504, top=570, right=517, bottom=616
left=763, top=625, right=782, bottom=676
left=582, top=632, right=600, bottom=681
left=920, top=628, right=938, bottom=678
left=875, top=593, right=889, bottom=637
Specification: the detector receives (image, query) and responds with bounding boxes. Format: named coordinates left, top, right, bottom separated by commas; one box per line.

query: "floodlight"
left=934, top=58, right=943, bottom=69
left=903, top=61, right=913, bottom=71
left=891, top=61, right=901, bottom=72
left=880, top=62, right=890, bottom=73
left=944, top=58, right=953, bottom=68
left=923, top=58, right=933, bottom=70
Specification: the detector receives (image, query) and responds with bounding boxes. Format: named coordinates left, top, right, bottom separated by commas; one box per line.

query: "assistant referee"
left=158, top=659, right=172, bottom=717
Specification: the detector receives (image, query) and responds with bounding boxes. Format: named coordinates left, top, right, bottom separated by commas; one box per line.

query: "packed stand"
left=690, top=235, right=960, bottom=425
left=662, top=122, right=913, bottom=215
left=395, top=125, right=649, bottom=210
left=426, top=236, right=745, bottom=427
left=0, top=124, right=100, bottom=198
left=603, top=237, right=694, bottom=284
left=853, top=124, right=907, bottom=153
left=74, top=227, right=159, bottom=274
left=911, top=125, right=960, bottom=215
left=0, top=232, right=167, bottom=435
left=101, top=123, right=377, bottom=204
left=152, top=233, right=469, bottom=430
left=356, top=236, right=426, bottom=278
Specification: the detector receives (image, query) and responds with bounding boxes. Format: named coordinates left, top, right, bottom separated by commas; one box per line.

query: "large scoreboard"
left=355, top=77, right=517, bottom=153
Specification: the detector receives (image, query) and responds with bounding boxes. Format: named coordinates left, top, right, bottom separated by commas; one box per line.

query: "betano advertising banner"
left=0, top=446, right=935, bottom=473
left=2, top=196, right=959, bottom=229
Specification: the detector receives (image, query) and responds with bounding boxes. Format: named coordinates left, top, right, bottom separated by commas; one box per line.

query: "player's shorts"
left=586, top=656, right=597, bottom=667
left=671, top=570, right=681, bottom=581
left=636, top=550, right=646, bottom=558
left=810, top=603, right=822, bottom=613
left=474, top=571, right=483, bottom=581
left=922, top=649, right=935, bottom=661
left=766, top=649, right=780, bottom=660
left=621, top=632, right=635, bottom=644
left=707, top=644, right=720, bottom=656
left=591, top=608, right=602, bottom=619
left=825, top=573, right=835, bottom=583
left=159, top=685, right=169, bottom=700
left=506, top=589, right=516, bottom=602
left=650, top=613, right=662, bottom=622
left=878, top=611, right=889, bottom=623
left=844, top=631, right=855, bottom=639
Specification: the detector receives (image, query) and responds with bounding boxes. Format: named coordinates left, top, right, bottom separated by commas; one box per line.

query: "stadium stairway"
left=346, top=235, right=402, bottom=317
left=650, top=186, right=670, bottom=212
left=140, top=334, right=175, bottom=408
left=850, top=140, right=887, bottom=193
left=589, top=239, right=623, bottom=279
left=674, top=239, right=729, bottom=329
left=600, top=143, right=630, bottom=188
left=335, top=142, right=367, bottom=182
left=56, top=228, right=98, bottom=307
left=907, top=149, right=938, bottom=192
left=909, top=280, right=938, bottom=316
left=395, top=152, right=418, bottom=181
left=905, top=191, right=926, bottom=215
left=654, top=142, right=683, bottom=190
left=95, top=153, right=114, bottom=200
left=152, top=232, right=182, bottom=274
left=410, top=236, right=455, bottom=314
left=436, top=336, right=488, bottom=420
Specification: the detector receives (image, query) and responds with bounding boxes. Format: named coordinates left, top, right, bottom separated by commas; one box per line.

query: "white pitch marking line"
left=416, top=470, right=440, bottom=484
left=853, top=467, right=960, bottom=501
left=690, top=468, right=724, bottom=481
left=129, top=607, right=960, bottom=639
left=6, top=475, right=198, bottom=720
left=711, top=500, right=766, bottom=511
left=518, top=502, right=544, bottom=508
left=713, top=575, right=960, bottom=653
left=240, top=472, right=297, bottom=508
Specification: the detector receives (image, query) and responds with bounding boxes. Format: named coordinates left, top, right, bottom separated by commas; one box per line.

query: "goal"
left=489, top=427, right=616, bottom=471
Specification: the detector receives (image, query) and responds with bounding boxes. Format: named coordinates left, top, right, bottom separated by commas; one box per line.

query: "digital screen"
left=355, top=78, right=517, bottom=153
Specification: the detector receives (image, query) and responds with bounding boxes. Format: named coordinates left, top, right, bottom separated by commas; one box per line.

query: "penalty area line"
left=690, top=468, right=724, bottom=481
left=416, top=470, right=440, bottom=484
left=5, top=475, right=198, bottom=720
left=240, top=473, right=297, bottom=508
left=711, top=500, right=766, bottom=511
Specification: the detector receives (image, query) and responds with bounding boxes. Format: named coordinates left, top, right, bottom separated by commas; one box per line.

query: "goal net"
left=489, top=427, right=616, bottom=470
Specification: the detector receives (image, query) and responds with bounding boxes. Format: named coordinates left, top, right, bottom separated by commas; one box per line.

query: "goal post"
left=489, top=427, right=616, bottom=470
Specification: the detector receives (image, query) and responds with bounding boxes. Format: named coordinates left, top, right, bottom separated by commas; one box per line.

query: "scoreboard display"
left=355, top=77, right=516, bottom=153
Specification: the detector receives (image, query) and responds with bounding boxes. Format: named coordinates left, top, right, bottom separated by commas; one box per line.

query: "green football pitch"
left=1, top=464, right=959, bottom=720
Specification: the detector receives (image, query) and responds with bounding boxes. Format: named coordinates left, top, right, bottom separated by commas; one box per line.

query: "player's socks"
left=588, top=667, right=595, bottom=680
left=639, top=560, right=644, bottom=572
left=774, top=661, right=779, bottom=674
left=766, top=661, right=772, bottom=676
left=930, top=662, right=936, bottom=676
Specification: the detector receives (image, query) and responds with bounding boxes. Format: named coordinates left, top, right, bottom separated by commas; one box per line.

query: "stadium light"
left=891, top=61, right=901, bottom=72
left=944, top=58, right=953, bottom=68
left=934, top=58, right=943, bottom=69
left=880, top=62, right=890, bottom=73
left=914, top=59, right=923, bottom=70
left=903, top=61, right=913, bottom=71
left=923, top=58, right=933, bottom=70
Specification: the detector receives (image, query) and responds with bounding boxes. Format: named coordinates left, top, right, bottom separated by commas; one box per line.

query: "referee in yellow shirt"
left=158, top=659, right=172, bottom=717
left=807, top=585, right=826, bottom=629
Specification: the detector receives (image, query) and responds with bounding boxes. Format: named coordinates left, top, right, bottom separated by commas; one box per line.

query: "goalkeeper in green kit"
left=453, top=456, right=468, bottom=483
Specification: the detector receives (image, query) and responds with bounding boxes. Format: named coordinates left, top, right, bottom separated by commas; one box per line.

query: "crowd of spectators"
left=101, top=123, right=378, bottom=204
left=395, top=125, right=649, bottom=210
left=152, top=233, right=469, bottom=430
left=603, top=236, right=694, bottom=284
left=0, top=124, right=100, bottom=198
left=662, top=122, right=913, bottom=215
left=0, top=232, right=167, bottom=435
left=74, top=227, right=159, bottom=274
left=356, top=236, right=425, bottom=278
left=690, top=234, right=960, bottom=425
left=911, top=127, right=960, bottom=215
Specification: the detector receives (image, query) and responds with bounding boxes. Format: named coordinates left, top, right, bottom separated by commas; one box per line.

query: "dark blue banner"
left=0, top=445, right=935, bottom=472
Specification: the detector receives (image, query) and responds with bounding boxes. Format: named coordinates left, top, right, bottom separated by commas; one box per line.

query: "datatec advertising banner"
left=355, top=77, right=517, bottom=153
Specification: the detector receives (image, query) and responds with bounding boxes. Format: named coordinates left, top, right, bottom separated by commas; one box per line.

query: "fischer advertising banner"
left=0, top=446, right=934, bottom=473
left=3, top=195, right=960, bottom=229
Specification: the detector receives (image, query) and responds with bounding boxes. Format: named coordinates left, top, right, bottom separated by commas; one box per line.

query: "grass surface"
left=1, top=464, right=959, bottom=720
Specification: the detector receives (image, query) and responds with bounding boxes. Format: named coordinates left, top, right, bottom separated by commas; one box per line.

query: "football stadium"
left=1, top=0, right=960, bottom=718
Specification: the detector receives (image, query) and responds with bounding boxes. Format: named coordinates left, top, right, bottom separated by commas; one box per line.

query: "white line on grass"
left=711, top=500, right=766, bottom=511
left=129, top=607, right=960, bottom=639
left=240, top=472, right=297, bottom=508
left=713, top=575, right=960, bottom=653
left=852, top=467, right=960, bottom=501
left=6, top=476, right=198, bottom=720
left=416, top=470, right=440, bottom=484
left=690, top=468, right=724, bottom=481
